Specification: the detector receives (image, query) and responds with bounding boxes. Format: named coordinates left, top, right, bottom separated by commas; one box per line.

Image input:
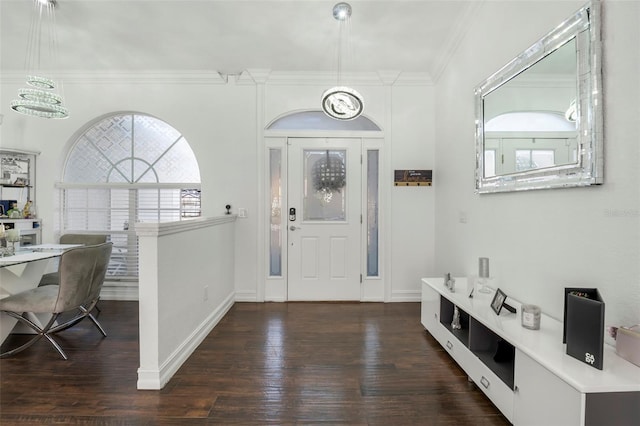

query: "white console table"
left=421, top=277, right=640, bottom=426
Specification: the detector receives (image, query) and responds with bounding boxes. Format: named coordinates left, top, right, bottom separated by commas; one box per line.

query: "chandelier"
left=321, top=2, right=364, bottom=121
left=11, top=0, right=69, bottom=119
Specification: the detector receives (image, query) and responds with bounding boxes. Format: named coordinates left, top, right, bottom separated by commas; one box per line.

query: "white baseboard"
left=235, top=290, right=258, bottom=302
left=390, top=289, right=421, bottom=302
left=101, top=282, right=421, bottom=304
left=101, top=282, right=139, bottom=301
left=136, top=291, right=235, bottom=390
left=136, top=368, right=163, bottom=390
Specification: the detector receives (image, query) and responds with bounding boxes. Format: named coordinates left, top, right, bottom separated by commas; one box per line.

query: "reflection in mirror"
left=483, top=40, right=578, bottom=177
left=475, top=0, right=603, bottom=193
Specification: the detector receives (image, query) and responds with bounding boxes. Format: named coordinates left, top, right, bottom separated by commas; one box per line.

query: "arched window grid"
left=59, top=113, right=201, bottom=280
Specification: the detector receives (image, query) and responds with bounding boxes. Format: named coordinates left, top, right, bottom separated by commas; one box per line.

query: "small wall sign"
left=394, top=169, right=432, bottom=186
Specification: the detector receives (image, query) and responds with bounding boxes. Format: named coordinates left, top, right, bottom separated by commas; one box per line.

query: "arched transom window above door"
left=267, top=110, right=381, bottom=131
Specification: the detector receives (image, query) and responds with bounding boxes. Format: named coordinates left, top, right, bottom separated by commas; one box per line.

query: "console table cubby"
left=421, top=277, right=640, bottom=425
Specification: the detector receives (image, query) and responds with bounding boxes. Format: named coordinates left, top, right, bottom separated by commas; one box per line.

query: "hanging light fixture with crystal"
left=321, top=2, right=364, bottom=121
left=11, top=0, right=69, bottom=119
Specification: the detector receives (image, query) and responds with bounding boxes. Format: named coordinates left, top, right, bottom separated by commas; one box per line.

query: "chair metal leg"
left=84, top=298, right=107, bottom=336
left=49, top=298, right=107, bottom=337
left=49, top=308, right=86, bottom=334
left=41, top=332, right=68, bottom=360
left=88, top=312, right=107, bottom=337
left=0, top=313, right=67, bottom=359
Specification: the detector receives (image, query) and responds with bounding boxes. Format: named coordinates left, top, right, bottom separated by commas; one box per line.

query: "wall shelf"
left=1, top=149, right=40, bottom=247
left=1, top=149, right=38, bottom=214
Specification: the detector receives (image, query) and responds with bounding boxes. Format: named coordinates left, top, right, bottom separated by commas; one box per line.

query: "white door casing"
left=287, top=138, right=361, bottom=301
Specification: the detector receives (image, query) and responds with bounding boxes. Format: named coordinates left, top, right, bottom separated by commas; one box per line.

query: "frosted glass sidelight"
left=269, top=149, right=282, bottom=276
left=367, top=150, right=379, bottom=277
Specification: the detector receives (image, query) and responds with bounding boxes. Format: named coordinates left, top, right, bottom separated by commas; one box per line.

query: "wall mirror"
left=475, top=0, right=603, bottom=193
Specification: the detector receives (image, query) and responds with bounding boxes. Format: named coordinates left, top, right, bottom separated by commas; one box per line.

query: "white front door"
left=287, top=138, right=361, bottom=301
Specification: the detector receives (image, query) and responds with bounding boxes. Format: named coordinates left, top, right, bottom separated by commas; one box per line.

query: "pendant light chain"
left=321, top=2, right=364, bottom=121
left=11, top=0, right=69, bottom=119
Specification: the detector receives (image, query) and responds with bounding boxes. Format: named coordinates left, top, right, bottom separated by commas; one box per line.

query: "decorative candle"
left=479, top=257, right=490, bottom=278
left=521, top=304, right=541, bottom=330
left=6, top=229, right=20, bottom=242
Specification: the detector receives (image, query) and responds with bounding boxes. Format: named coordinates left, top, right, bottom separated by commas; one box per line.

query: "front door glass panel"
left=302, top=149, right=346, bottom=221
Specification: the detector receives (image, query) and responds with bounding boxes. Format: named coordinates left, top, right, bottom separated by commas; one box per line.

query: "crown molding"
left=431, top=0, right=484, bottom=83
left=0, top=69, right=433, bottom=87
left=263, top=70, right=432, bottom=86
left=0, top=70, right=229, bottom=85
left=242, top=69, right=271, bottom=85
left=390, top=72, right=433, bottom=86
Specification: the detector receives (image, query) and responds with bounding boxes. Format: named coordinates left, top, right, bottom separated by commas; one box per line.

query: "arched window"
left=485, top=111, right=576, bottom=132
left=267, top=110, right=381, bottom=131
left=59, top=113, right=201, bottom=279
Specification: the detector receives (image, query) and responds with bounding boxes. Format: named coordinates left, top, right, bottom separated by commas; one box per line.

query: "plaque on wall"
left=394, top=170, right=432, bottom=186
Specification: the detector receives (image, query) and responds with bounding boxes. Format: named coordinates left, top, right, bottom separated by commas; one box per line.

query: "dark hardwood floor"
left=0, top=301, right=510, bottom=425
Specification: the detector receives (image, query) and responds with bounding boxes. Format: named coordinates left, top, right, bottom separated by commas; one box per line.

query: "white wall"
left=434, top=0, right=640, bottom=335
left=390, top=84, right=436, bottom=300
left=1, top=74, right=259, bottom=296
left=1, top=74, right=256, bottom=233
left=260, top=77, right=436, bottom=301
left=1, top=71, right=435, bottom=302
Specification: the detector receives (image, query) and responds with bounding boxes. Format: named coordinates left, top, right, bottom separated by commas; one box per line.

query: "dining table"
left=0, top=244, right=82, bottom=344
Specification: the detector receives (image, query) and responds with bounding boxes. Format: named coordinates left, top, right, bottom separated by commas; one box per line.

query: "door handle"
left=289, top=226, right=301, bottom=231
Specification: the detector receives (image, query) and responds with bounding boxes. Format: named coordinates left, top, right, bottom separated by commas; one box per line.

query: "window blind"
left=59, top=184, right=200, bottom=279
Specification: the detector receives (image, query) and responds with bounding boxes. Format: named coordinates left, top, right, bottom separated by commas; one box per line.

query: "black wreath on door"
left=312, top=150, right=346, bottom=192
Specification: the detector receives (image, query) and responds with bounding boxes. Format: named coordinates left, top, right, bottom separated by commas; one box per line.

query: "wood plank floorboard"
left=0, top=301, right=510, bottom=425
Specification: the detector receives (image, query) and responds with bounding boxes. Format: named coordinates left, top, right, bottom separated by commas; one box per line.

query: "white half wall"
left=136, top=216, right=236, bottom=390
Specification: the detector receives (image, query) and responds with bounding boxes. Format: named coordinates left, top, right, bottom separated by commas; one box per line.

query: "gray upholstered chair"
left=0, top=242, right=113, bottom=359
left=60, top=234, right=109, bottom=246
left=39, top=234, right=108, bottom=286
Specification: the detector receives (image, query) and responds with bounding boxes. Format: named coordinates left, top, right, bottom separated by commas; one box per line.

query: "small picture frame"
left=467, top=278, right=475, bottom=299
left=491, top=288, right=508, bottom=315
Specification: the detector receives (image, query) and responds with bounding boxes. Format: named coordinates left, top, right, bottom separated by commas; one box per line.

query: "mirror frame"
left=475, top=0, right=603, bottom=194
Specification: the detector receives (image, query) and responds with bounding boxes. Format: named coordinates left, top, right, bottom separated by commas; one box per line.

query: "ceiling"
left=0, top=0, right=477, bottom=79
